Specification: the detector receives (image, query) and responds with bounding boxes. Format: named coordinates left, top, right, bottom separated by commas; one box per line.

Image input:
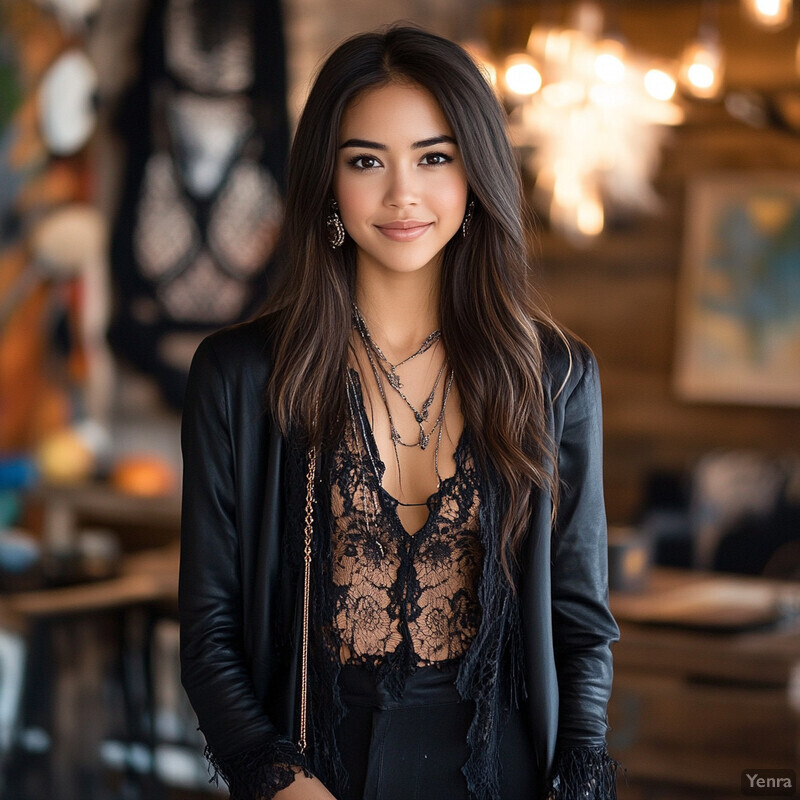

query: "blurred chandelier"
left=468, top=0, right=800, bottom=243
left=472, top=2, right=686, bottom=243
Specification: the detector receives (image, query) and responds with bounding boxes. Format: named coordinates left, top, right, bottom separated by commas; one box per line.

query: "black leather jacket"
left=179, top=314, right=620, bottom=800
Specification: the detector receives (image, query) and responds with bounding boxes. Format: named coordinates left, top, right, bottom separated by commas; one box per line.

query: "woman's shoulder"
left=189, top=312, right=283, bottom=385
left=536, top=320, right=598, bottom=403
left=196, top=311, right=284, bottom=364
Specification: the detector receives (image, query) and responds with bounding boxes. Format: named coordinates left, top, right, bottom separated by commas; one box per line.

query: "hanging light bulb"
left=550, top=183, right=605, bottom=243
left=679, top=33, right=725, bottom=99
left=576, top=191, right=605, bottom=237
left=594, top=38, right=627, bottom=84
left=644, top=63, right=677, bottom=102
left=504, top=54, right=543, bottom=96
left=742, top=0, right=792, bottom=30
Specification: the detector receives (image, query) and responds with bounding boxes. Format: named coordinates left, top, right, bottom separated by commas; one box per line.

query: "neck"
left=354, top=262, right=441, bottom=360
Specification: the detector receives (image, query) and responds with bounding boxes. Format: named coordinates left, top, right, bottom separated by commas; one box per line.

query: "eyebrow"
left=339, top=135, right=457, bottom=150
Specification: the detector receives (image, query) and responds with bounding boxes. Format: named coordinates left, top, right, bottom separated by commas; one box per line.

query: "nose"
left=384, top=165, right=420, bottom=209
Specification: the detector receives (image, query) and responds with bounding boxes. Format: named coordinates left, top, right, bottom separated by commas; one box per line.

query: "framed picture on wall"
left=674, top=172, right=800, bottom=407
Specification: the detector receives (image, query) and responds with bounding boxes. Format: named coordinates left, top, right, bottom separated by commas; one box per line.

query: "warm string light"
left=594, top=38, right=627, bottom=84
left=742, top=0, right=793, bottom=30
left=679, top=34, right=725, bottom=99
left=503, top=54, right=543, bottom=96
left=644, top=66, right=677, bottom=102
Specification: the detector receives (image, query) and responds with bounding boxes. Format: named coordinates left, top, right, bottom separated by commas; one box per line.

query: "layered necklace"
left=351, top=303, right=454, bottom=492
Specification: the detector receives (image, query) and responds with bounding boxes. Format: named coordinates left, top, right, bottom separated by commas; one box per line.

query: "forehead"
left=339, top=82, right=454, bottom=144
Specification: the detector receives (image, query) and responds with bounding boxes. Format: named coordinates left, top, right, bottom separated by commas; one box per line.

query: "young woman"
left=179, top=25, right=619, bottom=800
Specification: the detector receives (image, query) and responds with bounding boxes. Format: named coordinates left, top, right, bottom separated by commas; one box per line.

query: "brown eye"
left=420, top=152, right=453, bottom=166
left=348, top=155, right=381, bottom=170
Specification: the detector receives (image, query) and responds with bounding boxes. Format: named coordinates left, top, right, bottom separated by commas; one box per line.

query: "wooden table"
left=0, top=543, right=179, bottom=626
left=0, top=544, right=180, bottom=800
left=608, top=568, right=800, bottom=799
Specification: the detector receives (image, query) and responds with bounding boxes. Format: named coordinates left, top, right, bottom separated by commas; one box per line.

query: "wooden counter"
left=608, top=568, right=800, bottom=799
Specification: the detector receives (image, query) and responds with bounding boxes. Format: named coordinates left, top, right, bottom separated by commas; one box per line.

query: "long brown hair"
left=266, top=25, right=564, bottom=582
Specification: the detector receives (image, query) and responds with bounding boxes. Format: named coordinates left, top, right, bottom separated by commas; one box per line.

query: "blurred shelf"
left=26, top=482, right=181, bottom=529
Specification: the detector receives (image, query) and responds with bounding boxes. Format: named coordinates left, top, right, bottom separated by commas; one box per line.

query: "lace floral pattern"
left=327, top=369, right=483, bottom=694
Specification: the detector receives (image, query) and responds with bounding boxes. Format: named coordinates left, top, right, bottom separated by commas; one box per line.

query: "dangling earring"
left=461, top=200, right=475, bottom=238
left=326, top=199, right=346, bottom=249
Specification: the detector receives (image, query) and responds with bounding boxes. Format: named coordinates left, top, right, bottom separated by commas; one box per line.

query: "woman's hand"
left=273, top=771, right=338, bottom=799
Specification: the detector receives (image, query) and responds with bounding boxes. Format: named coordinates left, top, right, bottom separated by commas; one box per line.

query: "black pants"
left=334, top=664, right=537, bottom=800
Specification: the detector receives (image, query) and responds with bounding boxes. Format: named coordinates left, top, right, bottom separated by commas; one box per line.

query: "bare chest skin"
left=350, top=338, right=464, bottom=536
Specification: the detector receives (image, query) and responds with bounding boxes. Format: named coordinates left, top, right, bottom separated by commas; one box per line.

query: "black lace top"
left=328, top=368, right=484, bottom=697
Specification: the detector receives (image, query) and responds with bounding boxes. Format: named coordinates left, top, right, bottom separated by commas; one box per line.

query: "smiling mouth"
left=375, top=221, right=433, bottom=241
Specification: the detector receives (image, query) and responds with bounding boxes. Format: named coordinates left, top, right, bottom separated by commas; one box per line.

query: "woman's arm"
left=180, top=337, right=311, bottom=799
left=549, top=350, right=620, bottom=798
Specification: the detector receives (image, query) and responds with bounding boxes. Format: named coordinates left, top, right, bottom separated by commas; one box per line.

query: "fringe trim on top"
left=548, top=745, right=621, bottom=800
left=306, top=444, right=350, bottom=796
left=456, top=462, right=526, bottom=800
left=203, top=738, right=311, bottom=800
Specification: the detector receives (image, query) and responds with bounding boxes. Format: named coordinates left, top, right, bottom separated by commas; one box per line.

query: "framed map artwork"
left=674, top=172, right=800, bottom=406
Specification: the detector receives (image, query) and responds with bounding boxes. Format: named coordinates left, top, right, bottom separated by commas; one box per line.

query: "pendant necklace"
left=350, top=306, right=454, bottom=490
left=352, top=304, right=452, bottom=451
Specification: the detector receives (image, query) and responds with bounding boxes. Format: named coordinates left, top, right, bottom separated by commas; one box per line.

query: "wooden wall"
left=536, top=116, right=800, bottom=523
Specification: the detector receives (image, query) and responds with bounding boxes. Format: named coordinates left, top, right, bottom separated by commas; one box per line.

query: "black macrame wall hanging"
left=109, top=0, right=289, bottom=408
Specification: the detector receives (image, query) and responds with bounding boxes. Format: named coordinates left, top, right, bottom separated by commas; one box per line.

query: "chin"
left=379, top=255, right=442, bottom=276
left=355, top=242, right=446, bottom=277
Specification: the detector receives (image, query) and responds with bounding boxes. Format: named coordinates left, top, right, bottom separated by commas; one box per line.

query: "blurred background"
left=0, top=0, right=799, bottom=798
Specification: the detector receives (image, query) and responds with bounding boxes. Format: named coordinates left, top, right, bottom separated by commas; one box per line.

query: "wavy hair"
left=265, top=25, right=564, bottom=582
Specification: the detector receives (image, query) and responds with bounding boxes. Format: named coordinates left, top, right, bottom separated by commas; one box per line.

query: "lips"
left=375, top=220, right=433, bottom=241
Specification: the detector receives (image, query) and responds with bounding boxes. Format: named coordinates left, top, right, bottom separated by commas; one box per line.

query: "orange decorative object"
left=110, top=456, right=177, bottom=497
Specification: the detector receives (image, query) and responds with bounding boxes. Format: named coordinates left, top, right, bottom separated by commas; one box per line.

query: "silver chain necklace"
left=351, top=304, right=451, bottom=450
left=352, top=303, right=440, bottom=388
left=350, top=306, right=454, bottom=489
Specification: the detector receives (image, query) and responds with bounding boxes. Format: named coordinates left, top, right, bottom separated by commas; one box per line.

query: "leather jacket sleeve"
left=548, top=348, right=620, bottom=798
left=179, top=336, right=306, bottom=798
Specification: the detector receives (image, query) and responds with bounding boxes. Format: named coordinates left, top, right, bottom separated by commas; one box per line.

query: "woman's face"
left=333, top=81, right=469, bottom=280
